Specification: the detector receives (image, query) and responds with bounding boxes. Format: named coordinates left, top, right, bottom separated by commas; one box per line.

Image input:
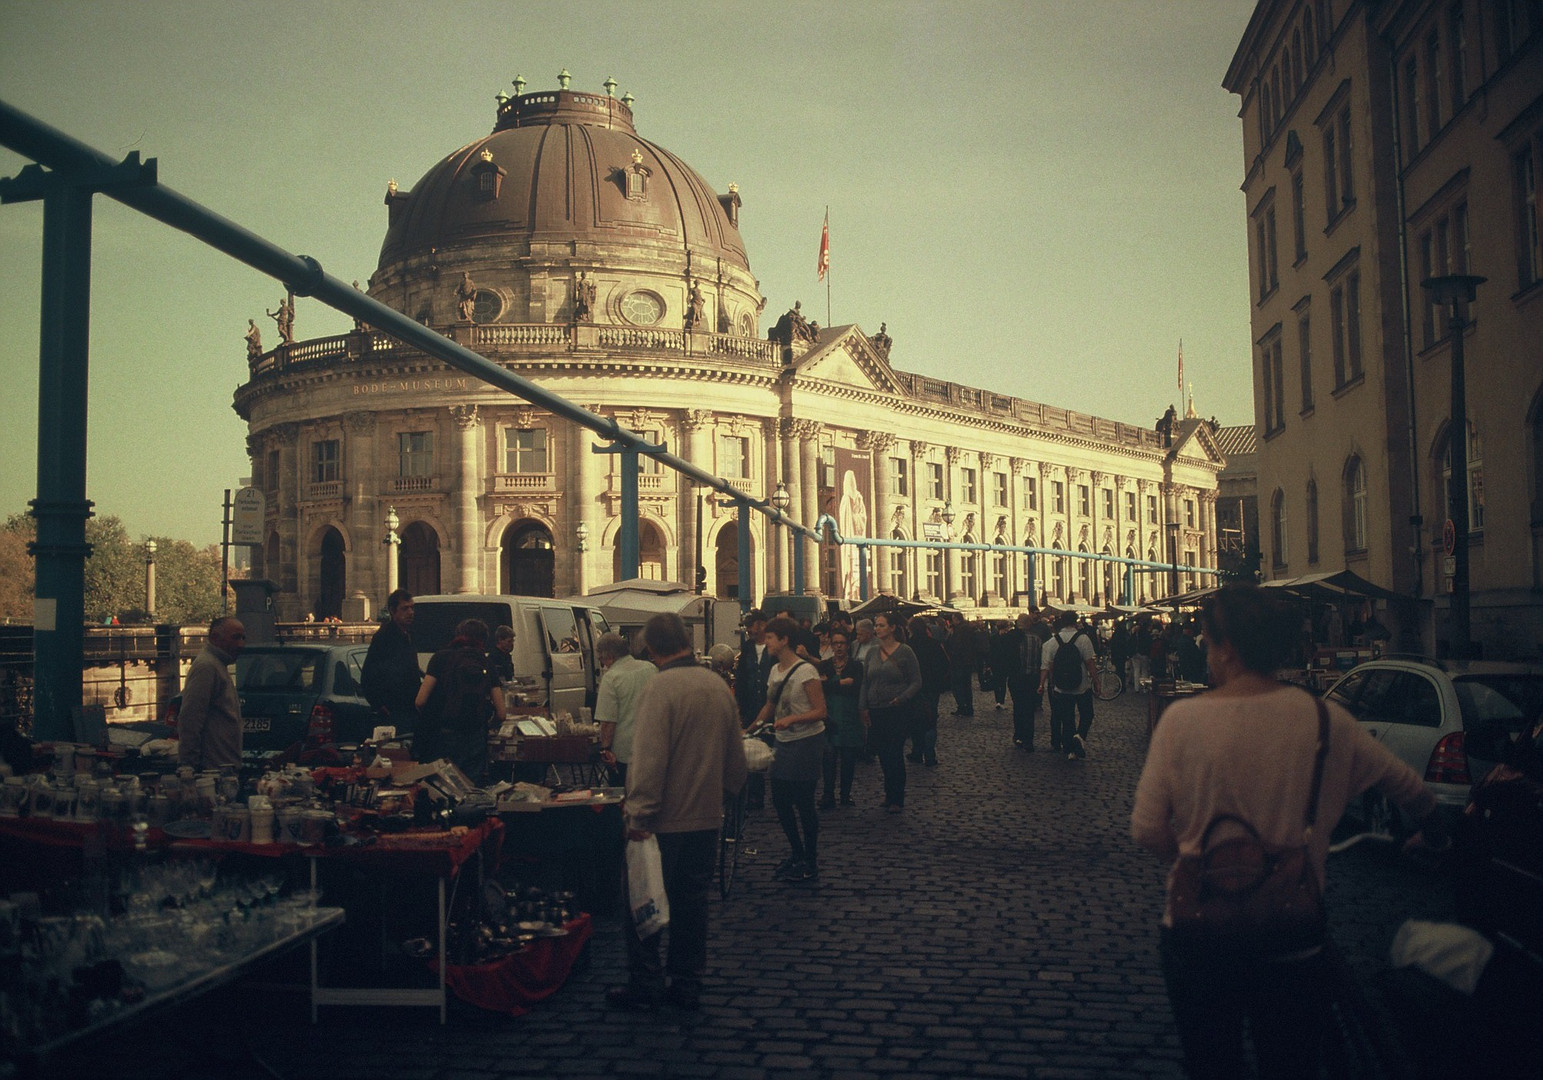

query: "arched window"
left=959, top=536, right=978, bottom=602
left=1304, top=9, right=1316, bottom=62
left=1293, top=28, right=1304, bottom=84
left=1271, top=489, right=1289, bottom=569
left=1261, top=82, right=1273, bottom=136
left=992, top=534, right=1009, bottom=600
left=1076, top=544, right=1090, bottom=600
left=1344, top=457, right=1367, bottom=552
left=1272, top=67, right=1283, bottom=127
left=402, top=520, right=442, bottom=596
left=501, top=520, right=550, bottom=597
left=613, top=519, right=665, bottom=581
left=1283, top=48, right=1293, bottom=98
left=888, top=528, right=909, bottom=597
left=1306, top=479, right=1320, bottom=564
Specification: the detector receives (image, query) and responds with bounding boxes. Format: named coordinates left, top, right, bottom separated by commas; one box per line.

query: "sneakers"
left=1071, top=734, right=1087, bottom=759
left=796, top=863, right=819, bottom=883
left=995, top=702, right=1006, bottom=711
left=776, top=860, right=816, bottom=883
left=1067, top=751, right=1077, bottom=761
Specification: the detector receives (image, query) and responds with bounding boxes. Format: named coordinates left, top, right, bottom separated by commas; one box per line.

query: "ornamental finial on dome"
left=496, top=90, right=508, bottom=105
left=557, top=68, right=571, bottom=90
left=621, top=91, right=634, bottom=108
left=512, top=74, right=526, bottom=95
left=479, top=148, right=494, bottom=163
left=631, top=149, right=643, bottom=165
left=728, top=183, right=738, bottom=194
left=604, top=75, right=617, bottom=97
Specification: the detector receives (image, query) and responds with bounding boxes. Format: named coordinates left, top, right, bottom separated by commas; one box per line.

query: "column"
left=797, top=420, right=822, bottom=595
left=910, top=440, right=929, bottom=599
left=764, top=417, right=787, bottom=593
left=273, top=422, right=301, bottom=617
left=864, top=431, right=895, bottom=595
left=344, top=411, right=378, bottom=603
left=568, top=417, right=595, bottom=595
left=450, top=404, right=481, bottom=593
left=1090, top=470, right=1106, bottom=603
left=681, top=409, right=712, bottom=593
left=780, top=418, right=800, bottom=593
left=1008, top=457, right=1025, bottom=603
left=1136, top=479, right=1152, bottom=602
left=945, top=447, right=963, bottom=602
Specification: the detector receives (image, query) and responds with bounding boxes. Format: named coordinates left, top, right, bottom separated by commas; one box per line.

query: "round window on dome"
left=472, top=289, right=503, bottom=324
left=620, top=291, right=665, bottom=326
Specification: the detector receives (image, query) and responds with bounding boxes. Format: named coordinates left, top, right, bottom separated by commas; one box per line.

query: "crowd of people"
left=331, top=583, right=1469, bottom=1079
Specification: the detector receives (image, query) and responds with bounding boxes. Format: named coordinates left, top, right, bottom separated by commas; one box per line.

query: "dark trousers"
left=821, top=745, right=859, bottom=803
left=992, top=673, right=1008, bottom=706
left=623, top=829, right=718, bottom=997
left=1159, top=929, right=1332, bottom=1079
left=868, top=704, right=909, bottom=806
left=770, top=777, right=819, bottom=865
left=1048, top=690, right=1093, bottom=750
left=1007, top=674, right=1039, bottom=744
left=950, top=670, right=975, bottom=715
left=907, top=691, right=940, bottom=764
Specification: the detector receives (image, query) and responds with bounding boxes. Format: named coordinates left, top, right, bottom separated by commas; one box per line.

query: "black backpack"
left=422, top=647, right=491, bottom=735
left=1050, top=630, right=1086, bottom=692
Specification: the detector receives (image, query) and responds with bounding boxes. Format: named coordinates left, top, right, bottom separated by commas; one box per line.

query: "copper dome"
left=376, top=89, right=750, bottom=273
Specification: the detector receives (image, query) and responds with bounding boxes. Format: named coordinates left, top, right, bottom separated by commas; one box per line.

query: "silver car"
left=1324, top=657, right=1543, bottom=835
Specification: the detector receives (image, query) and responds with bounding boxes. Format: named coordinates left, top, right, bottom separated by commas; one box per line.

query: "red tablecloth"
left=432, top=913, right=592, bottom=1016
left=0, top=815, right=503, bottom=879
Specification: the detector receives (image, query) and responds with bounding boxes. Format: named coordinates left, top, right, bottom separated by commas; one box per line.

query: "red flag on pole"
left=817, top=211, right=830, bottom=282
left=1177, top=339, right=1184, bottom=393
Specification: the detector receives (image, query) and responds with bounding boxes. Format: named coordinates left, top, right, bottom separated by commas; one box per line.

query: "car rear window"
left=1455, top=675, right=1543, bottom=733
left=237, top=651, right=322, bottom=692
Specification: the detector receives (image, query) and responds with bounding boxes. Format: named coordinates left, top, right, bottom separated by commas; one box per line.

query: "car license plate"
left=243, top=718, right=271, bottom=733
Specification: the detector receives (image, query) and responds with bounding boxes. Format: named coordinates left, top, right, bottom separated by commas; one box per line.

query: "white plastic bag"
left=625, top=834, right=670, bottom=937
left=743, top=737, right=774, bottom=773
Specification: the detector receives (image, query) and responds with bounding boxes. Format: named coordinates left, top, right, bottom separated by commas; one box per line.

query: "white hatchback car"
left=1323, top=658, right=1543, bottom=835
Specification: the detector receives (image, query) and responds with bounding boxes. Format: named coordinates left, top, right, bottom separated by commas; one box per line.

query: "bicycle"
left=718, top=784, right=749, bottom=900
left=1092, top=655, right=1125, bottom=701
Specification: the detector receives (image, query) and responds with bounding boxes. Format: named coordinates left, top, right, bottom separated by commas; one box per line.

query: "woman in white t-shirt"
left=752, top=616, right=827, bottom=883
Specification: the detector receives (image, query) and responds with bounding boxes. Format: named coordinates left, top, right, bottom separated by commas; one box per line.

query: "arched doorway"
left=613, top=519, right=666, bottom=582
left=714, top=522, right=742, bottom=600
left=313, top=526, right=346, bottom=619
left=503, top=521, right=554, bottom=597
left=400, top=521, right=441, bottom=596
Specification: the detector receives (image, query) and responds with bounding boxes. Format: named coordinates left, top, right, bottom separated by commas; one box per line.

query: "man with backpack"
left=1039, top=611, right=1098, bottom=760
left=413, top=617, right=506, bottom=782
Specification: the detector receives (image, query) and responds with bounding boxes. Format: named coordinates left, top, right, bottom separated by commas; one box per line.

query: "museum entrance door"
left=400, top=521, right=441, bottom=596
left=313, top=526, right=346, bottom=619
left=503, top=521, right=554, bottom=597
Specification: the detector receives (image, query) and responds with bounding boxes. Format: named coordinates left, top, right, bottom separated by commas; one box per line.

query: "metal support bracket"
left=0, top=151, right=157, bottom=203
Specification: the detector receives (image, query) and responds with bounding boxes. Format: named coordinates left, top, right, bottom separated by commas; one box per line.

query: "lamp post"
left=940, top=500, right=956, bottom=604
left=1422, top=273, right=1485, bottom=659
left=574, top=519, right=589, bottom=593
left=383, top=506, right=401, bottom=596
left=144, top=539, right=157, bottom=618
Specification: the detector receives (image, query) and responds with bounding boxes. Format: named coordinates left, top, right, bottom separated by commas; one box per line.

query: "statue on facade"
left=1156, top=403, right=1178, bottom=446
left=574, top=271, right=596, bottom=322
left=871, top=321, right=892, bottom=358
left=685, top=280, right=706, bottom=330
left=265, top=293, right=295, bottom=346
left=456, top=272, right=477, bottom=322
left=245, top=319, right=263, bottom=362
left=769, top=300, right=818, bottom=347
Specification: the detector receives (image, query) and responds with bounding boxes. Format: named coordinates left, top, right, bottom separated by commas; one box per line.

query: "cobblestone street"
left=52, top=685, right=1456, bottom=1079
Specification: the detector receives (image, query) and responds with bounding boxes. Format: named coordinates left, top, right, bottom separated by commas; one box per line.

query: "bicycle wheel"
left=1093, top=666, right=1124, bottom=701
left=718, top=787, right=746, bottom=899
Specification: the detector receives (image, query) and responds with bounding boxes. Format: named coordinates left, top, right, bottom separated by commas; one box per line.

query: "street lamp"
left=144, top=539, right=157, bottom=618
left=384, top=506, right=401, bottom=596
left=575, top=519, right=589, bottom=553
left=1422, top=273, right=1485, bottom=659
left=940, top=500, right=956, bottom=603
left=769, top=480, right=792, bottom=597
left=770, top=480, right=791, bottom=515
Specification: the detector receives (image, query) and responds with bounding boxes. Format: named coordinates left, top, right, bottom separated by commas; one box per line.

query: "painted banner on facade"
left=822, top=448, right=871, bottom=601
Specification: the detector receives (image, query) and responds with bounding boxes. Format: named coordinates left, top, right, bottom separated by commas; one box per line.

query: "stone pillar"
left=797, top=420, right=822, bottom=595
left=1009, top=457, right=1025, bottom=603
left=273, top=422, right=301, bottom=618
left=681, top=410, right=712, bottom=593
left=569, top=417, right=595, bottom=595
left=864, top=431, right=894, bottom=595
left=345, top=411, right=378, bottom=604
left=763, top=418, right=787, bottom=593
left=778, top=418, right=799, bottom=593
left=945, top=447, right=963, bottom=602
left=450, top=404, right=481, bottom=593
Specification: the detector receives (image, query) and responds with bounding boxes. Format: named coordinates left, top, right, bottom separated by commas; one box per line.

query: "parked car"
left=164, top=643, right=379, bottom=762
left=1324, top=656, right=1543, bottom=836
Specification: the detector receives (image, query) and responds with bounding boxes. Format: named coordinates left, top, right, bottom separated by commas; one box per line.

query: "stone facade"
left=234, top=84, right=1223, bottom=618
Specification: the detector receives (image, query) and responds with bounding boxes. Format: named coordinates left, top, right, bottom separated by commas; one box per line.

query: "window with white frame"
left=1271, top=488, right=1289, bottom=568
left=311, top=439, right=339, bottom=483
left=928, top=462, right=945, bottom=500
left=890, top=457, right=909, bottom=497
left=992, top=471, right=1008, bottom=507
left=961, top=468, right=978, bottom=503
left=1124, top=489, right=1136, bottom=520
left=924, top=550, right=942, bottom=598
left=717, top=434, right=749, bottom=478
left=505, top=428, right=547, bottom=473
left=1344, top=456, right=1368, bottom=552
left=1024, top=474, right=1038, bottom=511
left=398, top=431, right=434, bottom=477
left=1147, top=494, right=1158, bottom=523
left=889, top=529, right=909, bottom=596
left=1077, top=484, right=1090, bottom=517
left=1052, top=480, right=1065, bottom=514
left=1102, top=488, right=1114, bottom=518
left=1441, top=425, right=1485, bottom=532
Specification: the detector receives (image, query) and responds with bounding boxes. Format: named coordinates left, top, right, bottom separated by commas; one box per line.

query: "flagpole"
left=824, top=205, right=831, bottom=328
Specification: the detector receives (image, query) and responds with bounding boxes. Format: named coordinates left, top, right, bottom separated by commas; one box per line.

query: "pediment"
left=1168, top=419, right=1225, bottom=467
left=790, top=325, right=906, bottom=396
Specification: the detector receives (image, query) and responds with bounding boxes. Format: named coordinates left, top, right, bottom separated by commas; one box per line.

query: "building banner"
left=824, top=448, right=871, bottom=602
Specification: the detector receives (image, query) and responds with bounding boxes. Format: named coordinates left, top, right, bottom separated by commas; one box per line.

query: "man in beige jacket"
left=608, top=613, right=747, bottom=1012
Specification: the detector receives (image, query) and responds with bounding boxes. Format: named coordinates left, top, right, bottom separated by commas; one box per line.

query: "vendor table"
left=497, top=791, right=624, bottom=915
left=9, top=907, right=343, bottom=1076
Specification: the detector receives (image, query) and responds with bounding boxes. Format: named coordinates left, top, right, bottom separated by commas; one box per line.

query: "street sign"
left=1442, top=518, right=1456, bottom=557
left=231, top=487, right=266, bottom=545
left=1442, top=555, right=1457, bottom=577
left=922, top=522, right=947, bottom=542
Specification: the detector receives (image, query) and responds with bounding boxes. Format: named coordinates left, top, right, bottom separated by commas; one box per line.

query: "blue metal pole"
left=736, top=502, right=752, bottom=614
left=28, top=179, right=94, bottom=740
left=619, top=447, right=639, bottom=580
left=858, top=545, right=870, bottom=602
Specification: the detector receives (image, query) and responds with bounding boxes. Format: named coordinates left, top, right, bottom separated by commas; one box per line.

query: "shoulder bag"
left=1167, top=698, right=1331, bottom=957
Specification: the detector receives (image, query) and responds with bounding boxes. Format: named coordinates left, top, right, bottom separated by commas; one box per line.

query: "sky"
left=0, top=0, right=1259, bottom=547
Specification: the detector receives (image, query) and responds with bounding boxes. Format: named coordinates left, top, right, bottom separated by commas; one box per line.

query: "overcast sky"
left=0, top=0, right=1258, bottom=547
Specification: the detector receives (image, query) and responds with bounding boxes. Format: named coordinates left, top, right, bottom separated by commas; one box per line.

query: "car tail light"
left=306, top=703, right=335, bottom=746
left=1425, top=730, right=1470, bottom=785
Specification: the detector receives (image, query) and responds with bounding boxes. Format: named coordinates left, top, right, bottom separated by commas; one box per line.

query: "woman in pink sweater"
left=1132, top=586, right=1445, bottom=1079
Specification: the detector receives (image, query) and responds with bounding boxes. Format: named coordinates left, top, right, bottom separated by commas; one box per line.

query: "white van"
left=409, top=595, right=612, bottom=716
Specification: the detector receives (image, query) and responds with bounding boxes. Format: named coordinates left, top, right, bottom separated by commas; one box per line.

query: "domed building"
left=235, top=78, right=1224, bottom=619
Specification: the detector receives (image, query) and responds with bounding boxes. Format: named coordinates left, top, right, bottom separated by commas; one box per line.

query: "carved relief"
left=1038, top=461, right=1055, bottom=478
left=1091, top=470, right=1105, bottom=487
left=911, top=440, right=930, bottom=457
left=344, top=411, right=376, bottom=434
left=946, top=446, right=964, bottom=465
left=450, top=404, right=480, bottom=430
left=683, top=408, right=714, bottom=432
left=272, top=423, right=300, bottom=446
left=514, top=407, right=538, bottom=430
left=859, top=431, right=896, bottom=453
left=792, top=419, right=823, bottom=441
left=891, top=505, right=908, bottom=528
left=981, top=453, right=1000, bottom=471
